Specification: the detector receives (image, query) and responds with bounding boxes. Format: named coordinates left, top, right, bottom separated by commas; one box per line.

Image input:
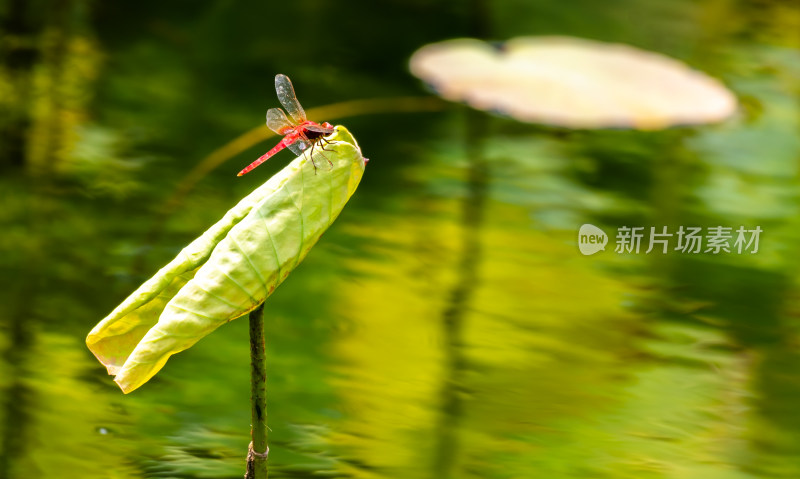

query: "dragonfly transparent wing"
left=287, top=138, right=312, bottom=156
left=288, top=139, right=333, bottom=169
left=275, top=74, right=307, bottom=124
left=266, top=108, right=294, bottom=134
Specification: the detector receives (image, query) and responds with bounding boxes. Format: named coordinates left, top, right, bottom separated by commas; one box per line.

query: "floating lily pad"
left=409, top=36, right=737, bottom=130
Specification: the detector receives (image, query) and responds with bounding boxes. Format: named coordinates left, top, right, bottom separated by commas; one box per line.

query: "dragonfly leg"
left=317, top=146, right=334, bottom=170
left=316, top=138, right=334, bottom=169
left=307, top=140, right=333, bottom=173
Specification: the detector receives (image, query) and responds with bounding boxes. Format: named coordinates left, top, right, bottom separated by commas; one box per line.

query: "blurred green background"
left=2, top=0, right=800, bottom=478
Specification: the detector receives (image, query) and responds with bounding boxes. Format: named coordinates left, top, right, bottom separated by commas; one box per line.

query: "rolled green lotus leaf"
left=87, top=126, right=366, bottom=393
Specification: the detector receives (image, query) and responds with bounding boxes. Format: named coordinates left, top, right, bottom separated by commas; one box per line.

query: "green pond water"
left=1, top=0, right=800, bottom=478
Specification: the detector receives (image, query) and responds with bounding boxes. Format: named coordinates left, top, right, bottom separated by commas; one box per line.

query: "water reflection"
left=2, top=0, right=800, bottom=478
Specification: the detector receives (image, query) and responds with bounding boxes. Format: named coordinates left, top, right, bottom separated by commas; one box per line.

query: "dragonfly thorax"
left=304, top=129, right=327, bottom=140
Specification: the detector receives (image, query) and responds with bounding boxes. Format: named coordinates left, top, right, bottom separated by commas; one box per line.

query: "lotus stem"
left=245, top=301, right=268, bottom=479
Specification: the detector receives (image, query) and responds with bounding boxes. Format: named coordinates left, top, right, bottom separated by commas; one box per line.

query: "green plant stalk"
left=246, top=301, right=268, bottom=479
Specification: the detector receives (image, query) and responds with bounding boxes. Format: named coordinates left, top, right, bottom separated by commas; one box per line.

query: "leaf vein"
left=229, top=236, right=270, bottom=296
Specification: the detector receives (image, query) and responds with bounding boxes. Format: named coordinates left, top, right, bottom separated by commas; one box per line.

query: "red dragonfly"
left=238, top=74, right=335, bottom=176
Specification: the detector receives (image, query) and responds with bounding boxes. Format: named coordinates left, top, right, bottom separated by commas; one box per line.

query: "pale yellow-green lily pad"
left=87, top=126, right=365, bottom=393
left=409, top=36, right=737, bottom=130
